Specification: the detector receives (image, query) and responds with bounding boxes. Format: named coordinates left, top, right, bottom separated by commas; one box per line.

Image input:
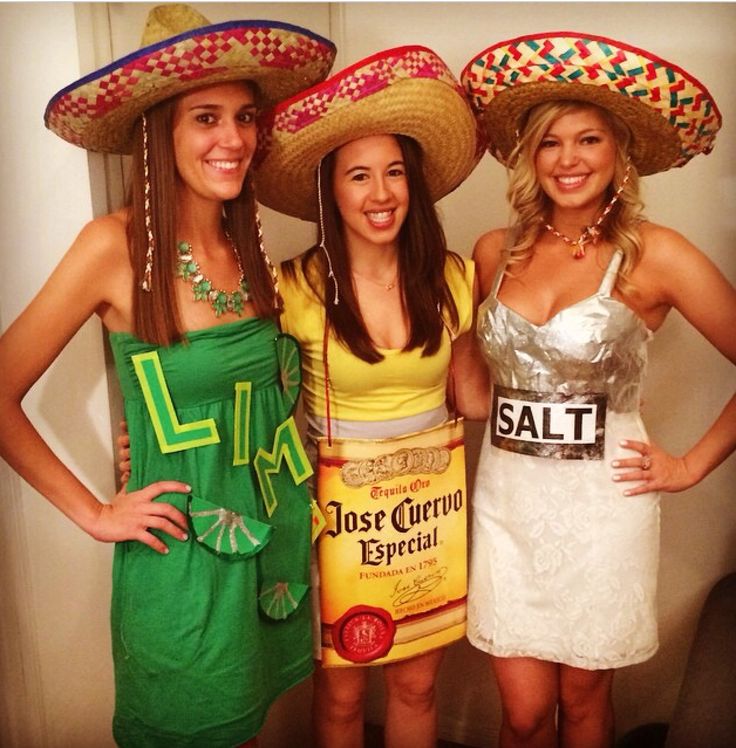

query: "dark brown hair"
left=282, top=134, right=461, bottom=363
left=126, top=84, right=279, bottom=345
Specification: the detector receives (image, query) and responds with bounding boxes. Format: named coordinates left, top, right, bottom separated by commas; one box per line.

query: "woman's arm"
left=0, top=216, right=190, bottom=552
left=450, top=262, right=489, bottom=421
left=613, top=225, right=736, bottom=495
left=450, top=229, right=509, bottom=420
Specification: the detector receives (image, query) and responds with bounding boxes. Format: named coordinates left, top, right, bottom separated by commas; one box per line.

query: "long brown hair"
left=505, top=100, right=644, bottom=288
left=282, top=134, right=461, bottom=363
left=126, top=83, right=279, bottom=345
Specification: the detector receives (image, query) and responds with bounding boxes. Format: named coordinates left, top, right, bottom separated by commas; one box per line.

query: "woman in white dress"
left=460, top=31, right=736, bottom=747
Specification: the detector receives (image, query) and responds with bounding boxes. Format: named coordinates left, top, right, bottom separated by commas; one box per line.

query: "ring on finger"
left=641, top=455, right=652, bottom=471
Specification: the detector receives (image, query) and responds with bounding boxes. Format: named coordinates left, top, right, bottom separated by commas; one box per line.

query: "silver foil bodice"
left=477, top=251, right=651, bottom=414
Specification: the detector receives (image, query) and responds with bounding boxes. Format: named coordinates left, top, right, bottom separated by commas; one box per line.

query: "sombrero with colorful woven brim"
left=254, top=46, right=484, bottom=222
left=44, top=3, right=336, bottom=154
left=461, top=31, right=721, bottom=175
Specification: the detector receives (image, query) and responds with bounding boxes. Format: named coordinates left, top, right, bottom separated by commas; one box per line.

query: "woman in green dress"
left=0, top=5, right=335, bottom=746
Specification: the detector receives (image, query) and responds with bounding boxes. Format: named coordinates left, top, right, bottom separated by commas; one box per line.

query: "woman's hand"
left=89, top=480, right=191, bottom=554
left=612, top=439, right=696, bottom=496
left=117, top=420, right=131, bottom=485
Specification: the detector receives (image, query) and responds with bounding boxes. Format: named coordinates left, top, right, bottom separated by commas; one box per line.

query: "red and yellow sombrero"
left=255, top=46, right=485, bottom=221
left=44, top=3, right=336, bottom=154
left=461, top=31, right=721, bottom=174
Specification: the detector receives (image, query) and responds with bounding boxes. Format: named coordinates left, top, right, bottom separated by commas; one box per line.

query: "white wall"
left=1, top=3, right=733, bottom=747
left=0, top=3, right=116, bottom=747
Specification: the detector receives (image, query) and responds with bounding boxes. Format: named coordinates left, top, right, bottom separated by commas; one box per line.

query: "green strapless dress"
left=108, top=317, right=312, bottom=747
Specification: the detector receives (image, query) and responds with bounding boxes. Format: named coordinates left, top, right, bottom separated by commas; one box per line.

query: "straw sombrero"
left=45, top=3, right=336, bottom=154
left=461, top=31, right=721, bottom=175
left=255, top=46, right=484, bottom=221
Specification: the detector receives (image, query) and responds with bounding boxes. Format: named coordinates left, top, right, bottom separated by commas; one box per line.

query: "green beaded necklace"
left=176, top=237, right=250, bottom=317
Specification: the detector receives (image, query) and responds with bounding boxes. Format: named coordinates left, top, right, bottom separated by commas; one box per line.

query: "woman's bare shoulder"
left=472, top=227, right=507, bottom=262
left=74, top=209, right=129, bottom=259
left=626, top=220, right=734, bottom=329
left=636, top=220, right=718, bottom=281
left=44, top=209, right=134, bottom=323
left=472, top=228, right=507, bottom=297
left=638, top=219, right=689, bottom=250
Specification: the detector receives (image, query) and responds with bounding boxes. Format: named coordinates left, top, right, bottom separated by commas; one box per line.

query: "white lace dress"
left=468, top=251, right=660, bottom=670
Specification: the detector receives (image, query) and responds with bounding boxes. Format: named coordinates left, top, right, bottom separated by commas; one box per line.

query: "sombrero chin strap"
left=141, top=113, right=155, bottom=291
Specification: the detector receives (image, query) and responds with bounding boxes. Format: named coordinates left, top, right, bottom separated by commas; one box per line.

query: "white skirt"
left=468, top=410, right=660, bottom=670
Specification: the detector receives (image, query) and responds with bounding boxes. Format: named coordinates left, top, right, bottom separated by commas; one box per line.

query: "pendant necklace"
left=176, top=233, right=250, bottom=317
left=544, top=160, right=632, bottom=259
left=352, top=269, right=398, bottom=291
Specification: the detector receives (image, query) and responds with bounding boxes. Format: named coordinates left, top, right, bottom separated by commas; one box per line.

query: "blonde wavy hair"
left=504, top=100, right=645, bottom=292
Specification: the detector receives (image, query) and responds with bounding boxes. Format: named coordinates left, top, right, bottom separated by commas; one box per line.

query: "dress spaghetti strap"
left=490, top=256, right=509, bottom=298
left=598, top=249, right=624, bottom=296
left=490, top=227, right=521, bottom=298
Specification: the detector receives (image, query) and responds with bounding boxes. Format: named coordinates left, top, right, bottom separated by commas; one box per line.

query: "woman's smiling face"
left=172, top=80, right=257, bottom=205
left=535, top=105, right=617, bottom=215
left=332, top=134, right=410, bottom=253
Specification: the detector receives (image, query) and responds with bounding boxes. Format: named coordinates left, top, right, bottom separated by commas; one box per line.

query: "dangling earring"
left=317, top=162, right=339, bottom=305
left=141, top=113, right=155, bottom=292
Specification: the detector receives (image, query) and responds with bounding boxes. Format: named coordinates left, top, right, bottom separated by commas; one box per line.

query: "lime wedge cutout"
left=276, top=333, right=302, bottom=413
